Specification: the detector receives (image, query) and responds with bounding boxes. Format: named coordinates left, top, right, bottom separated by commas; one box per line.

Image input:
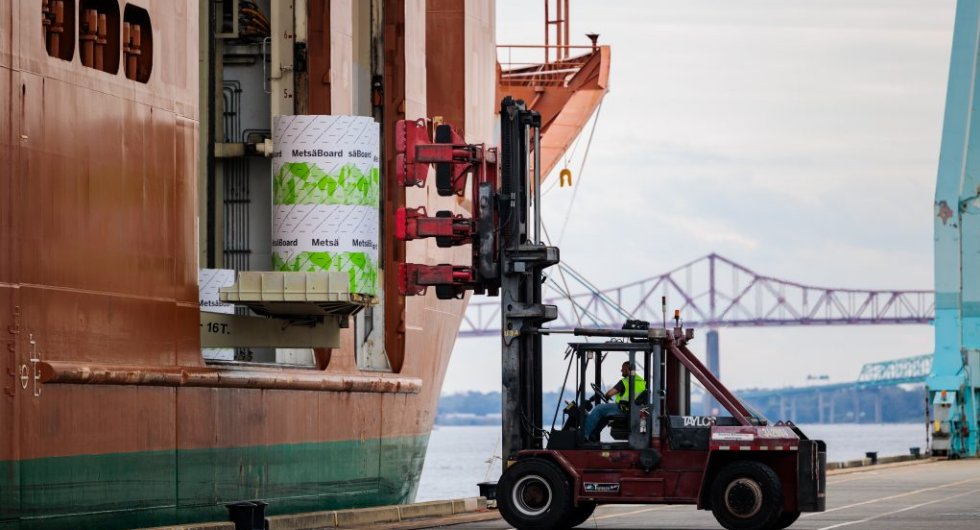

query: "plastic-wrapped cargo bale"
left=271, top=115, right=380, bottom=297
left=198, top=268, right=236, bottom=361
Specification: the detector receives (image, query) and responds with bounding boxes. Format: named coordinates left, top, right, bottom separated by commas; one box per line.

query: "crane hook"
left=559, top=168, right=573, bottom=187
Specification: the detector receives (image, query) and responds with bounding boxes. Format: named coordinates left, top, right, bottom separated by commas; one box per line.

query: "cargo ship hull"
left=0, top=0, right=497, bottom=528
left=2, top=411, right=430, bottom=529
left=2, top=0, right=607, bottom=527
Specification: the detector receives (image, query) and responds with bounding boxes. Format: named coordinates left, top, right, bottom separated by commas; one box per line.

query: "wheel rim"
left=511, top=474, right=553, bottom=517
left=724, top=478, right=763, bottom=519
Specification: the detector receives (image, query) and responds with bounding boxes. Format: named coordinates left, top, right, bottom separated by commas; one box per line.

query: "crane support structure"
left=931, top=0, right=980, bottom=457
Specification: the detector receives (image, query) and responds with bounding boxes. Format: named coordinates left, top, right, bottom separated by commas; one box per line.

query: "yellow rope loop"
left=559, top=168, right=573, bottom=187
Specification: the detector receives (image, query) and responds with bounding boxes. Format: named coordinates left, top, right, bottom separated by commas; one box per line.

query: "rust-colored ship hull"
left=0, top=1, right=608, bottom=528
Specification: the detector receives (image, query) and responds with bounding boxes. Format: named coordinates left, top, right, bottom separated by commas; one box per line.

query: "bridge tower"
left=931, top=0, right=980, bottom=457
left=704, top=329, right=720, bottom=415
left=704, top=255, right=721, bottom=415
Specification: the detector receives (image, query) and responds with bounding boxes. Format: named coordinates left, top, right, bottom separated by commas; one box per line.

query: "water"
left=415, top=423, right=926, bottom=502
left=797, top=423, right=929, bottom=461
left=417, top=426, right=504, bottom=502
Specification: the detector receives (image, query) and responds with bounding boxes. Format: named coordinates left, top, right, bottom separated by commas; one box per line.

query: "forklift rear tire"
left=497, top=458, right=572, bottom=530
left=563, top=502, right=596, bottom=528
left=710, top=460, right=784, bottom=530
left=771, top=510, right=801, bottom=529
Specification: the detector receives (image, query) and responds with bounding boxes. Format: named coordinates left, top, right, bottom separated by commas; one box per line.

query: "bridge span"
left=462, top=253, right=934, bottom=336
left=460, top=253, right=934, bottom=419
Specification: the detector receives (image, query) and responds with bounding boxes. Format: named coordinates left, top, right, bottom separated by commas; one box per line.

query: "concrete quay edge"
left=138, top=497, right=489, bottom=530
left=137, top=457, right=949, bottom=530
left=139, top=524, right=237, bottom=530
left=827, top=453, right=940, bottom=475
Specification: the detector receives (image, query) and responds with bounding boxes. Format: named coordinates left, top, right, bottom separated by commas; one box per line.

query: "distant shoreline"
left=434, top=416, right=925, bottom=427
left=437, top=386, right=928, bottom=425
left=436, top=414, right=502, bottom=426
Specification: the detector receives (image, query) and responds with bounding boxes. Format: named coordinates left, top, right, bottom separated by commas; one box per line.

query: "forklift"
left=395, top=98, right=826, bottom=529
left=496, top=321, right=826, bottom=530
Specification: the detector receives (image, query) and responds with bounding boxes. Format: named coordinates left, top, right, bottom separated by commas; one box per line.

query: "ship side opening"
left=122, top=4, right=152, bottom=82
left=42, top=0, right=76, bottom=61
left=199, top=0, right=395, bottom=372
left=79, top=0, right=121, bottom=74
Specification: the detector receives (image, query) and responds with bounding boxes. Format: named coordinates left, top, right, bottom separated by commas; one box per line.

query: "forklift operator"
left=584, top=361, right=646, bottom=441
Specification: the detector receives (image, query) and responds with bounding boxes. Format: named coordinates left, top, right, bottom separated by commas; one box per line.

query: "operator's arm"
left=605, top=380, right=625, bottom=399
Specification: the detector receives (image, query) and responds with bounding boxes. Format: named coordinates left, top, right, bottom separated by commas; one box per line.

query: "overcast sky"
left=441, top=0, right=955, bottom=394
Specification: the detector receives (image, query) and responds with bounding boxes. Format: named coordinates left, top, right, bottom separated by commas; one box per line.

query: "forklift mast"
left=394, top=97, right=558, bottom=460
left=498, top=97, right=559, bottom=460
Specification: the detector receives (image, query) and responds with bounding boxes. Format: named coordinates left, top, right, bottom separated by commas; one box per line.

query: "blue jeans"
left=584, top=402, right=621, bottom=440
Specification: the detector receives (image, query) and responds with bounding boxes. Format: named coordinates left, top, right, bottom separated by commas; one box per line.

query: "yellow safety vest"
left=616, top=375, right=646, bottom=404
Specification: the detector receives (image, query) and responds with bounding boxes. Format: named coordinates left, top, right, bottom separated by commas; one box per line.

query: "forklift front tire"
left=563, top=502, right=596, bottom=528
left=771, top=510, right=801, bottom=529
left=709, top=460, right=784, bottom=530
left=497, top=458, right=572, bottom=530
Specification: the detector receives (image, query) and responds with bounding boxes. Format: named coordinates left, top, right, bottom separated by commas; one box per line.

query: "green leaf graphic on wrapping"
left=317, top=174, right=334, bottom=192
left=308, top=252, right=334, bottom=271
left=274, top=252, right=376, bottom=295
left=273, top=166, right=287, bottom=205
left=344, top=253, right=376, bottom=295
left=359, top=261, right=378, bottom=294
left=356, top=176, right=369, bottom=199
left=347, top=252, right=367, bottom=270
left=274, top=162, right=378, bottom=205
left=272, top=254, right=301, bottom=272
left=284, top=178, right=298, bottom=204
left=338, top=165, right=348, bottom=189
left=320, top=176, right=338, bottom=197
left=288, top=162, right=310, bottom=180
left=308, top=165, right=328, bottom=197
left=348, top=268, right=359, bottom=293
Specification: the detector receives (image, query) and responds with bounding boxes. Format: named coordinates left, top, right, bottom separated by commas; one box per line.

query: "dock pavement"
left=432, top=458, right=980, bottom=530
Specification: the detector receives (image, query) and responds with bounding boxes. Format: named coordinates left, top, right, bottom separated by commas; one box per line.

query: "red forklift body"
left=497, top=325, right=826, bottom=530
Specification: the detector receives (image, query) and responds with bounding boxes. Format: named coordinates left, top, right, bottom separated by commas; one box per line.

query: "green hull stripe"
left=0, top=434, right=429, bottom=530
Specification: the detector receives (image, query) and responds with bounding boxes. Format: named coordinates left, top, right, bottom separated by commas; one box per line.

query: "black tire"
left=497, top=458, right=572, bottom=530
left=710, top=460, right=784, bottom=530
left=434, top=210, right=454, bottom=248
left=434, top=125, right=453, bottom=195
left=770, top=510, right=801, bottom=529
left=563, top=502, right=596, bottom=528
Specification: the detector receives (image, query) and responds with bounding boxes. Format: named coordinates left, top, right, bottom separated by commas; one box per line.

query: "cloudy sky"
left=441, top=0, right=955, bottom=394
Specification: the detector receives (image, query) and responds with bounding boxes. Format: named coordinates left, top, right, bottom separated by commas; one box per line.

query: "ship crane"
left=930, top=0, right=980, bottom=458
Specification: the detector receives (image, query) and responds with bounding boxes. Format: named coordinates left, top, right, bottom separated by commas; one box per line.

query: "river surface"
left=415, top=423, right=928, bottom=502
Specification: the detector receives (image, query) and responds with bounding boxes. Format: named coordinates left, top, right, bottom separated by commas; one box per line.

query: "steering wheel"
left=590, top=382, right=611, bottom=403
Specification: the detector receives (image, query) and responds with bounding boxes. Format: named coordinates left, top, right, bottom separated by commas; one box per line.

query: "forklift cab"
left=547, top=334, right=767, bottom=452
left=548, top=340, right=662, bottom=451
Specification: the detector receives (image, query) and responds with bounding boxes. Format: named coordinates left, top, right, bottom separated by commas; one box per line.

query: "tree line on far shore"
left=436, top=385, right=928, bottom=426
